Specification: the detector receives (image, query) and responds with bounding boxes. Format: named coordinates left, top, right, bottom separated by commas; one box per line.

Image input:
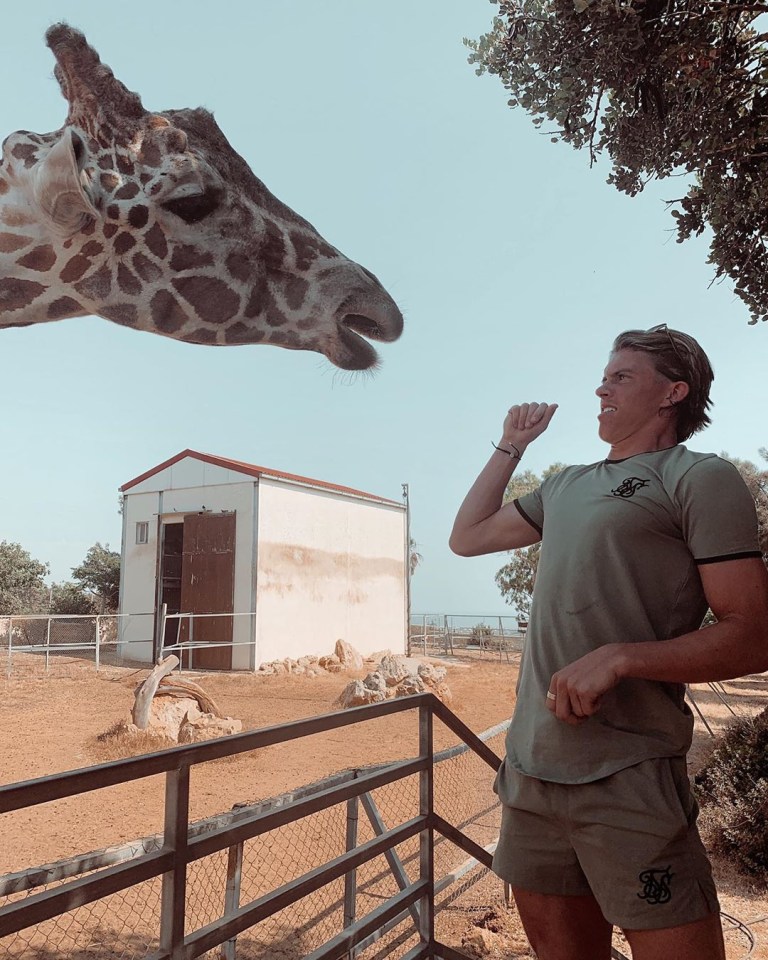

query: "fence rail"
left=0, top=694, right=508, bottom=960
left=409, top=614, right=525, bottom=661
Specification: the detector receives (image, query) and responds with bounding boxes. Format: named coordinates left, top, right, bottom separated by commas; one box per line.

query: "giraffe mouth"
left=332, top=311, right=403, bottom=371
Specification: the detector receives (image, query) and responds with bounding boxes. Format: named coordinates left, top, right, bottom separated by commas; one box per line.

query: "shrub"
left=695, top=707, right=768, bottom=886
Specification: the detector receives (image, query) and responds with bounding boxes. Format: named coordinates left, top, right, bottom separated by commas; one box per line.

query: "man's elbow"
left=449, top=532, right=476, bottom=557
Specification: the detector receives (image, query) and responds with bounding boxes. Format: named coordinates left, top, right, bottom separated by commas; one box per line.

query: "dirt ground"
left=2, top=652, right=768, bottom=959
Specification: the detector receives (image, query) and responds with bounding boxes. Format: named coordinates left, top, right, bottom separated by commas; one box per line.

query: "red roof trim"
left=120, top=449, right=402, bottom=506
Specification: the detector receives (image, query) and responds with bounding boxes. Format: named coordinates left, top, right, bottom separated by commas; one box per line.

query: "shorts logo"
left=612, top=477, right=650, bottom=498
left=637, top=866, right=673, bottom=905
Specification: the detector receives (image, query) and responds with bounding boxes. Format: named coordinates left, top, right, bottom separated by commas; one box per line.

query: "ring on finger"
left=546, top=691, right=556, bottom=701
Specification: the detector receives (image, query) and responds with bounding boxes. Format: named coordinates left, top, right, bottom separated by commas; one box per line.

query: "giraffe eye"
left=161, top=188, right=221, bottom=224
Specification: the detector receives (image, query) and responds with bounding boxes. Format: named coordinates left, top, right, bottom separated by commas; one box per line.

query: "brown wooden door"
left=178, top=512, right=236, bottom=670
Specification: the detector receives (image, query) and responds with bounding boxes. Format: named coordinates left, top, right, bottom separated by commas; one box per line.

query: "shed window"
left=135, top=521, right=149, bottom=545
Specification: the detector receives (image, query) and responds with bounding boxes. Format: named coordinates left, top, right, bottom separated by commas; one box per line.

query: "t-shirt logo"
left=612, top=477, right=650, bottom=498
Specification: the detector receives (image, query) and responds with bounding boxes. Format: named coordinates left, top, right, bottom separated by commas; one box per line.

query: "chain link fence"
left=0, top=717, right=509, bottom=959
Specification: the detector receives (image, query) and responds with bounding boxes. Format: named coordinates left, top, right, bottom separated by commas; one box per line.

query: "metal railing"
left=0, top=694, right=505, bottom=960
left=409, top=614, right=525, bottom=661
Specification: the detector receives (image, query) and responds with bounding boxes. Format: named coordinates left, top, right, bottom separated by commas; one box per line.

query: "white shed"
left=118, top=450, right=408, bottom=670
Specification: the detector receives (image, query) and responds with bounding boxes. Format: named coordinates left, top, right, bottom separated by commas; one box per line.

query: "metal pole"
left=45, top=616, right=51, bottom=673
left=6, top=617, right=12, bottom=678
left=418, top=702, right=434, bottom=952
left=95, top=616, right=101, bottom=672
left=221, top=841, right=243, bottom=960
left=343, top=795, right=360, bottom=959
left=159, top=763, right=190, bottom=960
left=402, top=483, right=411, bottom=657
left=423, top=614, right=426, bottom=657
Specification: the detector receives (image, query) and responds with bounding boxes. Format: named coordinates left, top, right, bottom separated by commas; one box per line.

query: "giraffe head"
left=0, top=24, right=403, bottom=369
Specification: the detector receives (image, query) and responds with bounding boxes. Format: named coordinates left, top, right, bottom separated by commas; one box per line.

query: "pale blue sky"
left=0, top=1, right=764, bottom=615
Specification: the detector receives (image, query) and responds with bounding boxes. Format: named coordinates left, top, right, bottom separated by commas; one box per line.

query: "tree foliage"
left=495, top=463, right=566, bottom=614
left=0, top=541, right=49, bottom=614
left=722, top=448, right=768, bottom=561
left=468, top=1, right=768, bottom=323
left=72, top=543, right=120, bottom=612
left=49, top=582, right=98, bottom=616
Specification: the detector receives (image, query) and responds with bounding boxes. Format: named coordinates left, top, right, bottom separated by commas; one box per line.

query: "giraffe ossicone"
left=0, top=24, right=403, bottom=370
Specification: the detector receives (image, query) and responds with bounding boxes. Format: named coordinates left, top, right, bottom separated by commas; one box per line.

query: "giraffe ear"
left=32, top=131, right=97, bottom=236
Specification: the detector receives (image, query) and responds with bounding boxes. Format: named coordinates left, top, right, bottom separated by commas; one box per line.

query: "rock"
left=326, top=662, right=345, bottom=673
left=336, top=679, right=387, bottom=709
left=297, top=655, right=318, bottom=667
left=271, top=662, right=288, bottom=675
left=319, top=654, right=341, bottom=669
left=418, top=663, right=447, bottom=684
left=178, top=713, right=243, bottom=743
left=147, top=696, right=202, bottom=739
left=395, top=675, right=426, bottom=697
left=378, top=654, right=410, bottom=687
left=461, top=928, right=499, bottom=958
left=335, top=639, right=364, bottom=670
left=363, top=671, right=387, bottom=694
left=257, top=664, right=275, bottom=675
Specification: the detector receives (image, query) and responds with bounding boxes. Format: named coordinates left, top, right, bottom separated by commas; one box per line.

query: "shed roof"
left=120, top=449, right=402, bottom=506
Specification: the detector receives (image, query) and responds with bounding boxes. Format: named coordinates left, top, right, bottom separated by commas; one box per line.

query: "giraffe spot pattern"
left=81, top=240, right=104, bottom=258
left=100, top=173, right=120, bottom=191
left=265, top=302, right=287, bottom=328
left=144, top=223, right=167, bottom=259
left=101, top=303, right=138, bottom=327
left=81, top=219, right=96, bottom=236
left=184, top=328, right=219, bottom=344
left=291, top=231, right=337, bottom=272
left=0, top=278, right=45, bottom=311
left=225, top=322, right=265, bottom=344
left=114, top=182, right=140, bottom=201
left=116, top=154, right=134, bottom=176
left=263, top=220, right=286, bottom=271
left=11, top=143, right=37, bottom=168
left=17, top=245, right=57, bottom=272
left=0, top=233, right=32, bottom=253
left=244, top=276, right=270, bottom=318
left=169, top=245, right=214, bottom=272
left=285, top=277, right=309, bottom=311
left=117, top=263, right=142, bottom=296
left=172, top=276, right=240, bottom=323
left=139, top=142, right=162, bottom=167
left=225, top=252, right=251, bottom=284
left=103, top=223, right=119, bottom=239
left=47, top=296, right=83, bottom=319
left=60, top=255, right=91, bottom=283
left=106, top=204, right=120, bottom=221
left=114, top=233, right=136, bottom=256
left=74, top=263, right=112, bottom=302
left=150, top=289, right=188, bottom=333
left=132, top=252, right=163, bottom=283
left=98, top=156, right=113, bottom=171
left=129, top=205, right=150, bottom=230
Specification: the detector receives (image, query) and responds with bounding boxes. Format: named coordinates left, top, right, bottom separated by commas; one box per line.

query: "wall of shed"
left=255, top=478, right=407, bottom=663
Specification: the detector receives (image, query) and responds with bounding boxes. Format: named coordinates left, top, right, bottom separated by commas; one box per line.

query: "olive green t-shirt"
left=497, top=445, right=761, bottom=789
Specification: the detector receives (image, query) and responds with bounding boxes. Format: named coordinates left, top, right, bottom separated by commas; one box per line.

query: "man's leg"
left=623, top=912, right=725, bottom=960
left=512, top=887, right=613, bottom=960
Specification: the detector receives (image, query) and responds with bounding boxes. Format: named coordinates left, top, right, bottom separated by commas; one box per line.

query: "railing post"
left=95, top=616, right=101, bottom=672
left=221, top=841, right=243, bottom=960
left=343, top=794, right=359, bottom=959
left=45, top=616, right=51, bottom=673
left=419, top=700, right=435, bottom=953
left=159, top=763, right=190, bottom=960
left=6, top=617, right=12, bottom=678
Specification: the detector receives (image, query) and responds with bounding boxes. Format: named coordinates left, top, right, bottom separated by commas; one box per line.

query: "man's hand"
left=499, top=402, right=558, bottom=456
left=546, top=645, right=625, bottom=726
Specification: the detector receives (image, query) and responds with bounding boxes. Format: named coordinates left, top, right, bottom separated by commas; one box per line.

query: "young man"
left=450, top=326, right=768, bottom=960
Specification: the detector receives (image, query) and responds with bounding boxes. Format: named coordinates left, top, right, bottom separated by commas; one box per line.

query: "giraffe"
left=0, top=24, right=403, bottom=370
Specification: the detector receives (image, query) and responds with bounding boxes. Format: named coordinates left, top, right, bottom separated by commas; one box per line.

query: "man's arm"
left=449, top=402, right=557, bottom=557
left=547, top=557, right=768, bottom=725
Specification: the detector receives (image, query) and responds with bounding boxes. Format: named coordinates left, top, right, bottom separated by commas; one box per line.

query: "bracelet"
left=492, top=441, right=522, bottom=460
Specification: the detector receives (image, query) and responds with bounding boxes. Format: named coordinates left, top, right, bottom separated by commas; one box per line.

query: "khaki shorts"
left=492, top=757, right=719, bottom=930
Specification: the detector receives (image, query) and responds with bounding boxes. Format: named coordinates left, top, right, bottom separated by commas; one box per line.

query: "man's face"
left=595, top=349, right=676, bottom=446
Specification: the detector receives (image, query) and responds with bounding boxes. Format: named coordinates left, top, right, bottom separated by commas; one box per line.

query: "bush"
left=695, top=707, right=768, bottom=886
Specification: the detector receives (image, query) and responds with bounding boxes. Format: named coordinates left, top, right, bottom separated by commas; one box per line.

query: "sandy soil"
left=1, top=652, right=767, bottom=959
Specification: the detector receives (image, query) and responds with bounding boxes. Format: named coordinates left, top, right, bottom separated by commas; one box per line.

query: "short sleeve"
left=514, top=486, right=544, bottom=538
left=676, top=457, right=761, bottom=564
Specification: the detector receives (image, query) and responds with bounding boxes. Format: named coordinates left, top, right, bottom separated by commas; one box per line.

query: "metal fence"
left=409, top=614, right=525, bottom=661
left=0, top=694, right=508, bottom=960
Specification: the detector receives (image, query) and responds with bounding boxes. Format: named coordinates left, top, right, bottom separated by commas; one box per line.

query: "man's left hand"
left=546, top=645, right=625, bottom=725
